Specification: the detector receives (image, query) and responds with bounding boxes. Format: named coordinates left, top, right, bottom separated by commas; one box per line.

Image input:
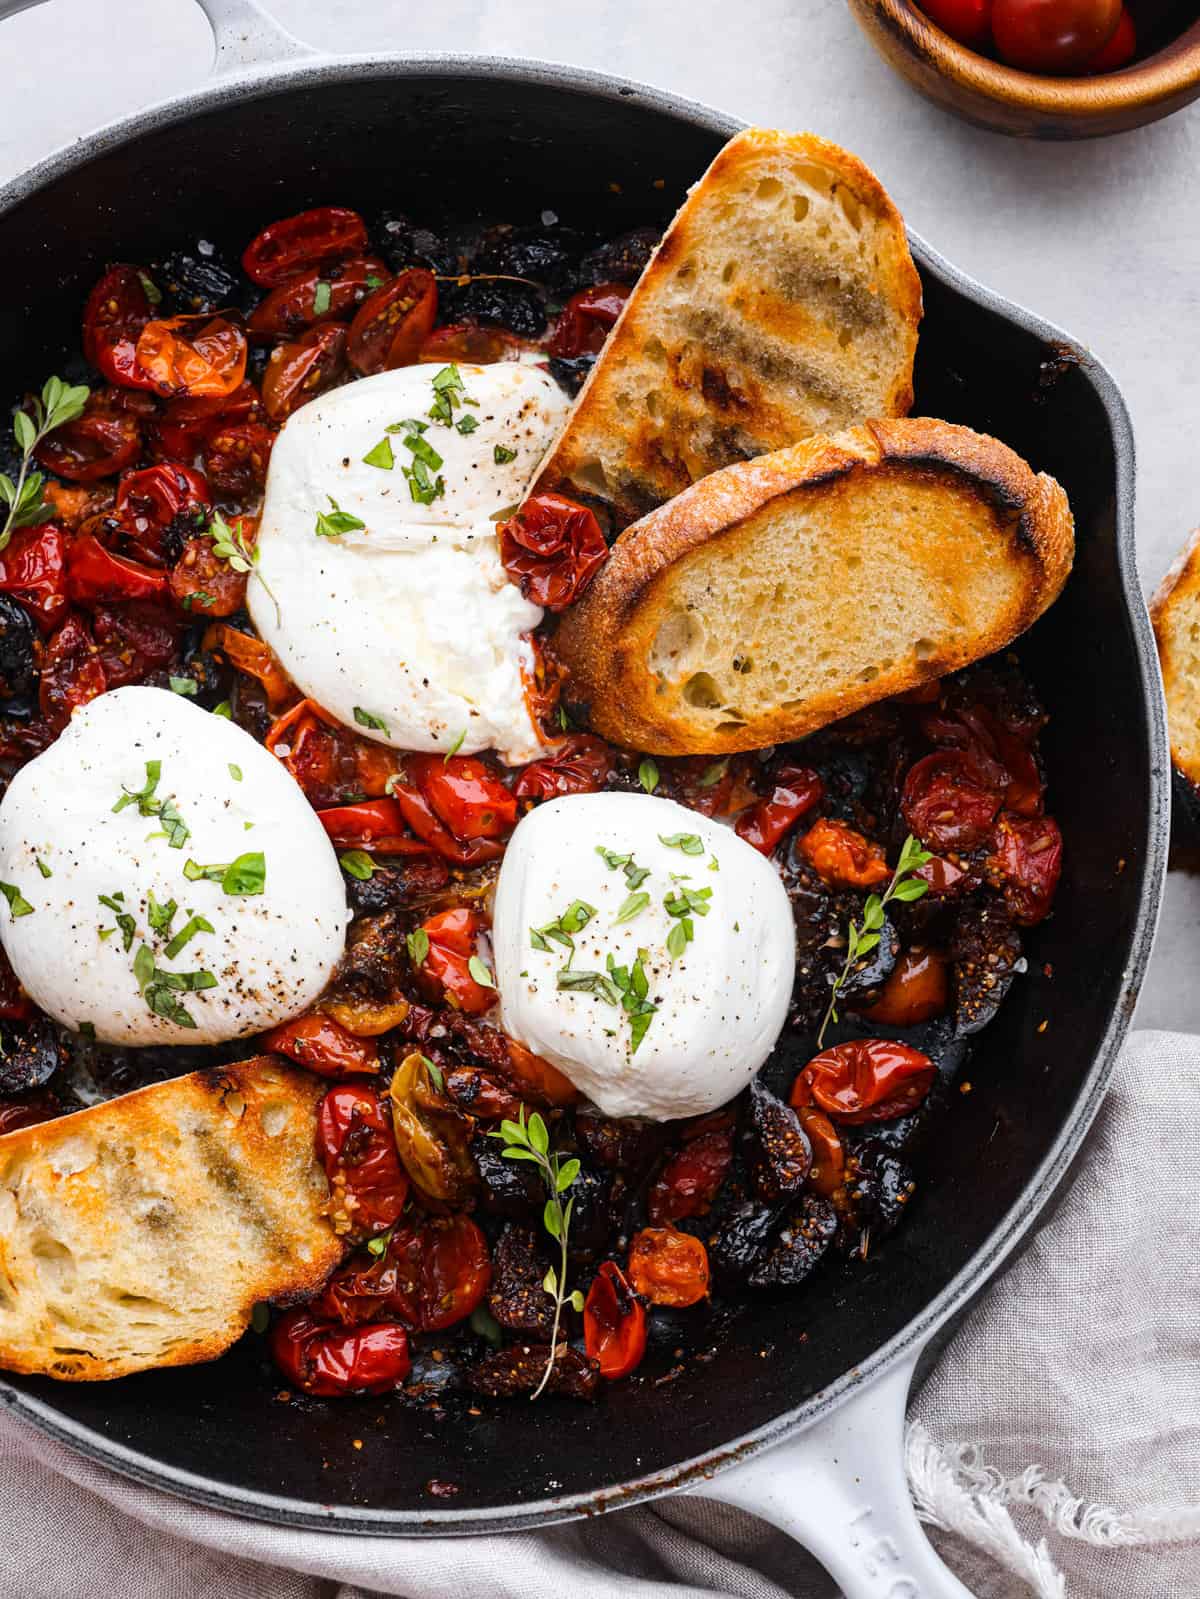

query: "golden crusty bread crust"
left=0, top=1057, right=342, bottom=1381
left=553, top=417, right=1074, bottom=755
left=533, top=127, right=923, bottom=525
left=1151, top=530, right=1200, bottom=794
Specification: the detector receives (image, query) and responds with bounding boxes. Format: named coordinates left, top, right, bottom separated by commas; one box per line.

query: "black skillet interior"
left=0, top=68, right=1154, bottom=1526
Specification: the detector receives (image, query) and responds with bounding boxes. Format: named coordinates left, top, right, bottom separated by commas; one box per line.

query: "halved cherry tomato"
left=736, top=764, right=824, bottom=855
left=317, top=797, right=427, bottom=854
left=660, top=754, right=756, bottom=819
left=925, top=706, right=1044, bottom=818
left=901, top=750, right=1003, bottom=853
left=66, top=532, right=170, bottom=607
left=992, top=0, right=1120, bottom=72
left=916, top=0, right=993, bottom=46
left=243, top=207, right=369, bottom=287
left=39, top=612, right=107, bottom=729
left=499, top=491, right=608, bottom=611
left=114, top=463, right=211, bottom=565
left=381, top=1215, right=491, bottom=1331
left=0, top=523, right=69, bottom=632
left=262, top=1012, right=380, bottom=1077
left=503, top=1038, right=580, bottom=1107
left=249, top=256, right=389, bottom=340
left=388, top=779, right=507, bottom=866
left=40, top=482, right=114, bottom=530
left=986, top=813, right=1063, bottom=925
left=855, top=948, right=949, bottom=1027
left=648, top=1127, right=733, bottom=1225
left=547, top=282, right=632, bottom=359
left=34, top=391, right=143, bottom=482
left=442, top=1064, right=521, bottom=1121
left=262, top=324, right=347, bottom=422
left=914, top=854, right=971, bottom=897
left=203, top=421, right=275, bottom=496
left=512, top=734, right=616, bottom=801
left=418, top=322, right=523, bottom=364
left=628, top=1227, right=709, bottom=1308
left=790, top=1039, right=936, bottom=1124
left=415, top=907, right=496, bottom=1015
left=267, top=699, right=400, bottom=806
left=82, top=264, right=156, bottom=389
left=316, top=1082, right=409, bottom=1237
left=1086, top=3, right=1134, bottom=69
left=203, top=622, right=294, bottom=707
left=170, top=530, right=249, bottom=617
left=794, top=1107, right=845, bottom=1198
left=135, top=314, right=247, bottom=400
left=150, top=380, right=262, bottom=463
left=584, top=1261, right=647, bottom=1379
left=798, top=817, right=891, bottom=888
left=405, top=753, right=517, bottom=841
left=347, top=269, right=438, bottom=375
left=269, top=1308, right=410, bottom=1397
left=91, top=602, right=180, bottom=689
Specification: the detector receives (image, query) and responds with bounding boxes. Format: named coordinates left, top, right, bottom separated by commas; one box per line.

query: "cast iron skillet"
left=0, top=1, right=1169, bottom=1590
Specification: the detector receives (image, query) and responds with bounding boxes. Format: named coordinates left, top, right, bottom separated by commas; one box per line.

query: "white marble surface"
left=3, top=0, right=1198, bottom=1027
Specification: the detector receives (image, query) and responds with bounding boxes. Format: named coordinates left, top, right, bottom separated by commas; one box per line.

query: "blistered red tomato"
left=1087, top=4, right=1135, bottom=69
left=346, top=270, right=438, bottom=375
left=242, top=207, right=369, bottom=287
left=512, top=734, right=616, bottom=802
left=790, top=1039, right=936, bottom=1124
left=39, top=613, right=107, bottom=729
left=387, top=779, right=507, bottom=866
left=918, top=0, right=993, bottom=45
left=203, top=421, right=275, bottom=496
left=547, top=283, right=632, bottom=358
left=418, top=322, right=523, bottom=364
left=115, top=463, right=211, bottom=566
left=151, top=380, right=262, bottom=462
left=269, top=1308, right=410, bottom=1396
left=648, top=1126, right=734, bottom=1225
left=91, top=602, right=179, bottom=689
left=314, top=1214, right=491, bottom=1333
left=34, top=391, right=143, bottom=482
left=262, top=1012, right=381, bottom=1077
left=855, top=948, right=950, bottom=1027
left=628, top=1227, right=709, bottom=1308
left=65, top=533, right=170, bottom=607
left=798, top=817, right=891, bottom=888
left=0, top=1093, right=61, bottom=1136
left=736, top=764, right=824, bottom=855
left=317, top=797, right=425, bottom=855
left=991, top=0, right=1120, bottom=71
left=315, top=1083, right=409, bottom=1237
left=82, top=265, right=156, bottom=389
left=134, top=315, right=248, bottom=399
left=203, top=621, right=295, bottom=707
left=499, top=492, right=608, bottom=612
left=414, top=907, right=496, bottom=1015
left=405, top=753, right=517, bottom=841
left=584, top=1261, right=647, bottom=1379
left=987, top=813, right=1063, bottom=925
left=261, top=324, right=347, bottom=422
left=0, top=523, right=69, bottom=632
left=503, top=1038, right=580, bottom=1107
left=248, top=257, right=388, bottom=339
left=901, top=750, right=1003, bottom=852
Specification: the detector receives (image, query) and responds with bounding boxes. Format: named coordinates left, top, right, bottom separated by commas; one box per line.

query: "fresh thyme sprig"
left=1, top=376, right=90, bottom=552
left=489, top=1105, right=582, bottom=1400
left=816, top=833, right=932, bottom=1049
left=210, top=509, right=280, bottom=626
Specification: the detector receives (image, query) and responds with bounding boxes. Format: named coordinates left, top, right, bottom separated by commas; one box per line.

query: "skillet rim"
left=0, top=52, right=1169, bottom=1535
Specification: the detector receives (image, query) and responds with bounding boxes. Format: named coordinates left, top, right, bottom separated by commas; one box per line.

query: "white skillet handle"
left=685, top=1345, right=975, bottom=1599
left=191, top=0, right=319, bottom=74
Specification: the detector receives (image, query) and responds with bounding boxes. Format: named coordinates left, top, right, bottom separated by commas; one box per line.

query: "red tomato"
left=512, top=734, right=616, bottom=802
left=134, top=315, right=248, bottom=399
left=114, top=463, right=211, bottom=565
left=584, top=1261, right=647, bottom=1379
left=914, top=854, right=971, bottom=897
left=248, top=257, right=389, bottom=340
left=1086, top=4, right=1135, bottom=69
left=268, top=700, right=400, bottom=807
left=0, top=1093, right=61, bottom=1137
left=317, top=797, right=426, bottom=854
left=917, top=0, right=993, bottom=46
left=797, top=817, right=891, bottom=888
left=416, top=907, right=496, bottom=1015
left=987, top=813, right=1063, bottom=925
left=855, top=948, right=950, bottom=1027
left=347, top=270, right=438, bottom=375
left=991, top=0, right=1120, bottom=71
left=0, top=523, right=69, bottom=632
left=91, top=602, right=180, bottom=689
left=628, top=1227, right=709, bottom=1308
left=901, top=750, right=1003, bottom=852
left=503, top=1038, right=580, bottom=1107
left=648, top=1127, right=733, bottom=1225
left=314, top=1214, right=491, bottom=1332
left=82, top=264, right=156, bottom=389
left=34, top=392, right=143, bottom=482
left=204, top=620, right=294, bottom=707
left=316, top=1083, right=409, bottom=1237
left=262, top=324, right=347, bottom=422
left=262, top=1012, right=381, bottom=1077
left=794, top=1107, right=845, bottom=1198
left=405, top=753, right=517, bottom=841
left=0, top=947, right=32, bottom=1021
left=499, top=492, right=608, bottom=612
left=926, top=705, right=1044, bottom=817
left=66, top=533, right=170, bottom=607
left=418, top=322, right=523, bottom=364
left=547, top=283, right=632, bottom=358
left=736, top=764, right=824, bottom=855
left=790, top=1039, right=936, bottom=1124
left=203, top=421, right=275, bottom=496
left=388, top=780, right=507, bottom=866
left=151, top=380, right=262, bottom=463
left=39, top=612, right=107, bottom=729
left=269, top=1308, right=410, bottom=1397
left=243, top=207, right=369, bottom=286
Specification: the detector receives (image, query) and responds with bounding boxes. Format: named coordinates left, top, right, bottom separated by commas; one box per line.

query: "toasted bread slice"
left=534, top=127, right=922, bottom=525
left=553, top=418, right=1073, bottom=755
left=1151, top=530, right=1200, bottom=799
left=0, top=1057, right=342, bottom=1380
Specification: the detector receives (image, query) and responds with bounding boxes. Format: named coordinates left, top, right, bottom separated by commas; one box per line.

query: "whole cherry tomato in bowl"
left=991, top=0, right=1121, bottom=72
left=919, top=0, right=994, bottom=47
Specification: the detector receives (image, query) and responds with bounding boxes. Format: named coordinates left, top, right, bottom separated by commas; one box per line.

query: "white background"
left=3, top=0, right=1198, bottom=1027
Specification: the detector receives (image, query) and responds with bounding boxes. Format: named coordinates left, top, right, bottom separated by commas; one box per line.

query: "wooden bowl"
left=848, top=0, right=1200, bottom=137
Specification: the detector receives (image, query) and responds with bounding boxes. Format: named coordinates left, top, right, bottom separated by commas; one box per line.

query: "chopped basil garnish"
left=212, top=701, right=232, bottom=719
left=353, top=707, right=389, bottom=734
left=455, top=414, right=479, bottom=436
left=493, top=443, right=518, bottom=464
left=312, top=280, right=332, bottom=316
left=113, top=760, right=190, bottom=850
left=315, top=494, right=366, bottom=538
left=164, top=913, right=214, bottom=960
left=169, top=675, right=197, bottom=697
left=406, top=928, right=430, bottom=964
left=228, top=763, right=242, bottom=781
left=147, top=892, right=177, bottom=936
left=659, top=832, right=704, bottom=855
left=638, top=758, right=659, bottom=794
left=0, top=881, right=33, bottom=919
left=530, top=899, right=595, bottom=958
left=365, top=274, right=384, bottom=290
left=98, top=892, right=136, bottom=950
left=183, top=851, right=266, bottom=896
left=444, top=729, right=466, bottom=761
left=698, top=758, right=729, bottom=789
left=613, top=890, right=650, bottom=925
left=339, top=850, right=375, bottom=881
left=137, top=270, right=162, bottom=305
left=606, top=950, right=657, bottom=1052
left=428, top=363, right=477, bottom=427
left=132, top=943, right=217, bottom=1029
left=35, top=857, right=51, bottom=879
left=362, top=436, right=395, bottom=471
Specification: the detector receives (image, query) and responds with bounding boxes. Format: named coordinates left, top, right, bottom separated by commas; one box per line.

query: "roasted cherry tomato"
left=405, top=753, right=517, bottom=841
left=170, top=530, right=249, bottom=617
left=65, top=532, right=170, bottom=607
left=584, top=1261, right=647, bottom=1379
left=248, top=256, right=389, bottom=340
left=797, top=817, right=891, bottom=888
left=442, top=1064, right=521, bottom=1121
left=901, top=750, right=1003, bottom=853
left=1087, top=4, right=1135, bottom=69
left=114, top=463, right=211, bottom=566
left=925, top=705, right=1044, bottom=818
left=628, top=1227, right=709, bottom=1308
left=316, top=1082, right=409, bottom=1238
left=794, top=1107, right=845, bottom=1198
left=914, top=854, right=971, bottom=897
left=499, top=492, right=608, bottom=612
left=547, top=283, right=632, bottom=358
left=0, top=523, right=69, bottom=632
left=987, top=813, right=1063, bottom=925
left=150, top=380, right=262, bottom=463
left=0, top=947, right=33, bottom=1022
left=503, top=1038, right=580, bottom=1107
left=346, top=269, right=438, bottom=375
left=243, top=206, right=369, bottom=286
left=41, top=481, right=114, bottom=530
left=660, top=754, right=755, bottom=819
left=648, top=1126, right=734, bottom=1225
left=991, top=0, right=1120, bottom=72
left=34, top=390, right=143, bottom=482
left=0, top=1092, right=61, bottom=1136
left=418, top=322, right=523, bottom=364
left=269, top=1307, right=410, bottom=1397
left=91, top=602, right=180, bottom=689
left=511, top=734, right=616, bottom=802
left=262, top=1011, right=381, bottom=1077
left=134, top=314, right=248, bottom=399
left=855, top=948, right=950, bottom=1027
left=82, top=264, right=157, bottom=388
left=262, top=324, right=347, bottom=422
left=202, top=620, right=293, bottom=708
left=736, top=764, right=824, bottom=855
left=383, top=1215, right=491, bottom=1331
left=203, top=420, right=275, bottom=496
left=317, top=797, right=426, bottom=855
left=388, top=779, right=507, bottom=866
left=267, top=699, right=400, bottom=807
left=414, top=907, right=496, bottom=1015
left=917, top=0, right=993, bottom=46
left=790, top=1039, right=936, bottom=1124
left=39, top=612, right=107, bottom=729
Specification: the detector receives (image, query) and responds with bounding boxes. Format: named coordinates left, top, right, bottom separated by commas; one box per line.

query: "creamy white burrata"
left=0, top=686, right=349, bottom=1044
left=493, top=793, right=795, bottom=1120
left=249, top=362, right=570, bottom=765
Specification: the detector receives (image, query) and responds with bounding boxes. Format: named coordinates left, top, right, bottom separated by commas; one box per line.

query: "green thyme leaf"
left=468, top=954, right=496, bottom=989
left=315, top=495, right=366, bottom=539
left=638, top=758, right=659, bottom=794
left=406, top=928, right=430, bottom=965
